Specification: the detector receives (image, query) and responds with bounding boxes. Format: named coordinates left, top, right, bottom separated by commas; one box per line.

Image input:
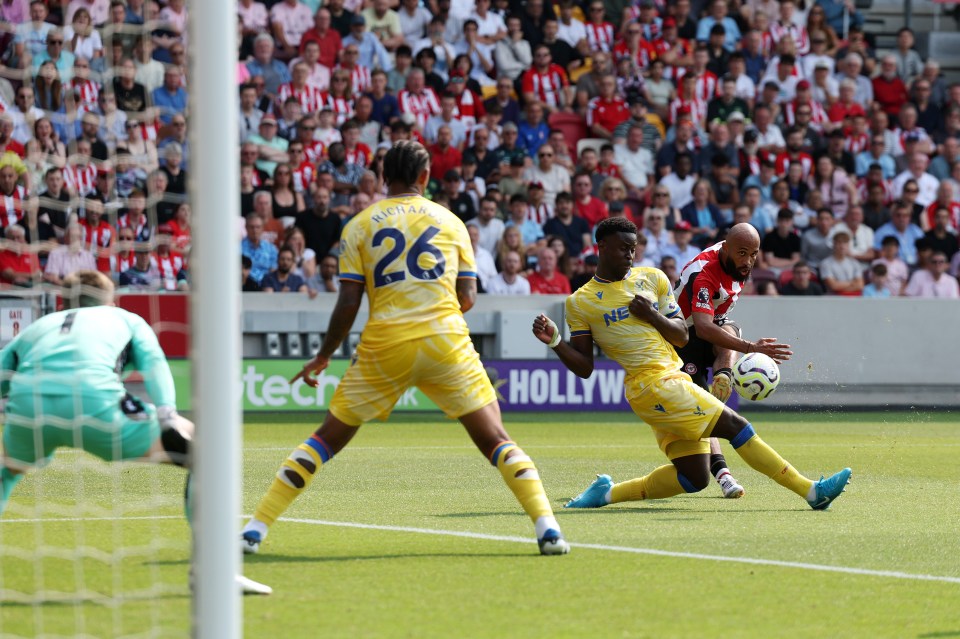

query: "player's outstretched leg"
left=460, top=403, right=569, bottom=555
left=710, top=409, right=851, bottom=510
left=241, top=413, right=359, bottom=554
left=566, top=454, right=711, bottom=508
left=709, top=438, right=744, bottom=499
left=708, top=327, right=744, bottom=499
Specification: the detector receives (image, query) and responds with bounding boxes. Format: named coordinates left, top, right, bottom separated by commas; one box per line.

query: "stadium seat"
left=548, top=112, right=588, bottom=160
left=577, top=137, right=607, bottom=158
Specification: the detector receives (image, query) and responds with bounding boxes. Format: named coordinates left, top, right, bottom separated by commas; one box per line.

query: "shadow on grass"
left=918, top=633, right=960, bottom=638
left=240, top=552, right=536, bottom=563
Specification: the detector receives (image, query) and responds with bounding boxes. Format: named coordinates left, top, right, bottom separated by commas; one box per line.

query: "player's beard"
left=721, top=252, right=750, bottom=283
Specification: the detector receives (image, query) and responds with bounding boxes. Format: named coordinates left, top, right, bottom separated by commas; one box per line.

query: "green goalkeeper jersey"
left=0, top=306, right=176, bottom=409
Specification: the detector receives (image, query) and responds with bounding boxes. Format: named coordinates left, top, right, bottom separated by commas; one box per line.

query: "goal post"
left=188, top=0, right=242, bottom=636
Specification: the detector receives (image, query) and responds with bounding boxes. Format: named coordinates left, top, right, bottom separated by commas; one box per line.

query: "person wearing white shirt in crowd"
left=288, top=41, right=331, bottom=91
left=641, top=207, right=671, bottom=265
left=892, top=153, right=940, bottom=207
left=468, top=0, right=507, bottom=60
left=467, top=223, right=498, bottom=290
left=904, top=251, right=959, bottom=298
left=485, top=250, right=531, bottom=295
left=662, top=220, right=700, bottom=266
left=613, top=123, right=654, bottom=201
left=801, top=30, right=834, bottom=78
left=397, top=0, right=432, bottom=43
left=829, top=205, right=875, bottom=264
left=658, top=151, right=696, bottom=209
left=751, top=103, right=786, bottom=154
left=467, top=197, right=506, bottom=255
left=556, top=0, right=587, bottom=49
left=810, top=61, right=839, bottom=106
left=522, top=143, right=570, bottom=208
left=424, top=92, right=469, bottom=147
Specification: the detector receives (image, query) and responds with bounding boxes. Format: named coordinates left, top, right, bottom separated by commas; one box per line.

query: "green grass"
left=2, top=411, right=959, bottom=638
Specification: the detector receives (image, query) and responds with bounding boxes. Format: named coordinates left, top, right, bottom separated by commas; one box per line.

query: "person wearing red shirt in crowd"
left=521, top=45, right=573, bottom=114
left=340, top=120, right=372, bottom=168
left=784, top=80, right=829, bottom=128
left=448, top=73, right=485, bottom=132
left=775, top=126, right=815, bottom=180
left=0, top=165, right=26, bottom=231
left=652, top=17, right=694, bottom=79
left=528, top=245, right=571, bottom=294
left=573, top=172, right=608, bottom=227
left=597, top=144, right=624, bottom=180
left=922, top=182, right=960, bottom=232
left=872, top=55, right=908, bottom=120
left=299, top=7, right=342, bottom=69
left=0, top=224, right=40, bottom=286
left=613, top=22, right=658, bottom=70
left=0, top=115, right=25, bottom=159
left=79, top=199, right=114, bottom=273
left=153, top=227, right=186, bottom=291
left=586, top=74, right=630, bottom=140
left=827, top=78, right=866, bottom=125
left=669, top=77, right=707, bottom=128
left=427, top=125, right=463, bottom=183
left=398, top=68, right=441, bottom=130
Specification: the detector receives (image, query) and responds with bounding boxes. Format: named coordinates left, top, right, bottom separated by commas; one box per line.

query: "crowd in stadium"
left=0, top=0, right=958, bottom=298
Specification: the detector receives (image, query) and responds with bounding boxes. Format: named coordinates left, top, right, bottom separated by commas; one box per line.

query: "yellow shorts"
left=329, top=332, right=496, bottom=425
left=626, top=374, right=726, bottom=460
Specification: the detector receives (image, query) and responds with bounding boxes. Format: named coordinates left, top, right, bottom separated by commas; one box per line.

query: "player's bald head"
left=725, top=223, right=760, bottom=252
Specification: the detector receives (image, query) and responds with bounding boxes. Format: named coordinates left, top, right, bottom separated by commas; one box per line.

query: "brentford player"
left=674, top=225, right=793, bottom=498
left=521, top=45, right=572, bottom=113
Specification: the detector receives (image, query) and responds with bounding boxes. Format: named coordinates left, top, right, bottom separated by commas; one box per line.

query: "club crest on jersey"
left=684, top=362, right=698, bottom=375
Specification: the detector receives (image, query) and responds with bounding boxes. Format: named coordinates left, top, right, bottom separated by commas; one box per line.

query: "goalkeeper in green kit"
left=0, top=270, right=270, bottom=595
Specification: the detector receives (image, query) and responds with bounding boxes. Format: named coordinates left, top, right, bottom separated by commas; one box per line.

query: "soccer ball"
left=732, top=353, right=780, bottom=401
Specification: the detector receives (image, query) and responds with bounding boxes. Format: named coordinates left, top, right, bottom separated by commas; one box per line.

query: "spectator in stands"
left=818, top=231, right=864, bottom=295
left=831, top=204, right=875, bottom=264
left=543, top=191, right=591, bottom=257
left=872, top=235, right=909, bottom=294
left=35, top=167, right=70, bottom=242
left=241, top=213, right=278, bottom=285
left=923, top=206, right=959, bottom=261
left=873, top=55, right=909, bottom=120
left=494, top=14, right=532, bottom=82
left=260, top=246, right=308, bottom=293
left=904, top=250, right=959, bottom=298
left=44, top=224, right=97, bottom=285
left=295, top=187, right=341, bottom=260
left=486, top=249, right=531, bottom=295
left=523, top=143, right=570, bottom=208
left=246, top=34, right=291, bottom=96
left=801, top=208, right=835, bottom=269
left=242, top=254, right=261, bottom=292
left=663, top=220, right=699, bottom=266
left=527, top=245, right=570, bottom=295
left=780, top=260, right=824, bottom=295
left=761, top=208, right=803, bottom=272
left=809, top=155, right=856, bottom=219
left=892, top=27, right=923, bottom=85
left=0, top=224, right=39, bottom=286
left=468, top=196, right=505, bottom=255
left=613, top=123, right=654, bottom=202
left=680, top=179, right=723, bottom=247
left=835, top=54, right=873, bottom=109
left=874, top=203, right=925, bottom=266
left=862, top=263, right=892, bottom=297
left=344, top=15, right=392, bottom=72
left=855, top=134, right=896, bottom=180
left=893, top=152, right=939, bottom=207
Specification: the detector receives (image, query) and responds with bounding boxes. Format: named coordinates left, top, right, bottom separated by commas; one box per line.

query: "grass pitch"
left=2, top=411, right=959, bottom=638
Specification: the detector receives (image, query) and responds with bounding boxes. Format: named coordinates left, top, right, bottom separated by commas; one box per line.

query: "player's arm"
left=629, top=294, right=688, bottom=347
left=456, top=277, right=477, bottom=313
left=532, top=314, right=594, bottom=378
left=691, top=312, right=792, bottom=363
left=127, top=315, right=177, bottom=409
left=293, top=280, right=365, bottom=386
left=0, top=340, right=19, bottom=398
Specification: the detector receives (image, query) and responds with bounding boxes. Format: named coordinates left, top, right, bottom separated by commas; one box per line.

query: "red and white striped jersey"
left=525, top=202, right=554, bottom=226
left=153, top=253, right=184, bottom=290
left=844, top=132, right=870, bottom=155
left=453, top=89, right=485, bottom=131
left=769, top=21, right=809, bottom=55
left=398, top=88, right=441, bottom=130
left=0, top=186, right=25, bottom=229
left=303, top=139, right=326, bottom=165
left=80, top=219, right=114, bottom=251
left=292, top=160, right=315, bottom=193
left=676, top=70, right=718, bottom=103
left=585, top=22, right=616, bottom=52
left=521, top=65, right=570, bottom=110
left=759, top=30, right=775, bottom=57
left=344, top=142, right=372, bottom=168
left=335, top=64, right=371, bottom=94
left=774, top=151, right=814, bottom=179
left=924, top=201, right=960, bottom=231
left=784, top=99, right=828, bottom=127
left=612, top=40, right=658, bottom=69
left=668, top=97, right=707, bottom=126
left=276, top=82, right=325, bottom=114
left=110, top=252, right=135, bottom=276
left=69, top=78, right=101, bottom=114
left=118, top=214, right=151, bottom=242
left=64, top=164, right=98, bottom=196
left=674, top=242, right=742, bottom=326
left=128, top=120, right=159, bottom=142
left=857, top=178, right=894, bottom=205
left=320, top=92, right=355, bottom=126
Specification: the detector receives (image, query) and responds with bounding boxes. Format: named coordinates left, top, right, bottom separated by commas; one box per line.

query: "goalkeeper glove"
left=711, top=368, right=733, bottom=402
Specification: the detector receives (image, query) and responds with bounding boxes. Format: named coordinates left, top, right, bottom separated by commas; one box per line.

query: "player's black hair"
left=382, top=140, right=431, bottom=188
left=595, top=217, right=637, bottom=243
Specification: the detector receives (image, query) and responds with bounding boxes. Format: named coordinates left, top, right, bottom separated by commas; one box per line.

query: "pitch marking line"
left=279, top=516, right=960, bottom=585
left=4, top=515, right=959, bottom=585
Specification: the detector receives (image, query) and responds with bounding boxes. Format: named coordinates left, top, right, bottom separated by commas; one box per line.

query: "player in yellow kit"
left=532, top=217, right=851, bottom=510
left=241, top=141, right=569, bottom=555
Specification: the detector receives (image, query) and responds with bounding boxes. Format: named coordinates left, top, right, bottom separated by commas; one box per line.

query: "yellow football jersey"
left=565, top=267, right=685, bottom=385
left=339, top=195, right=476, bottom=349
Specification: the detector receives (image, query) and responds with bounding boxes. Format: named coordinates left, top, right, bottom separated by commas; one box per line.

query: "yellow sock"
left=491, top=441, right=554, bottom=523
left=731, top=425, right=813, bottom=498
left=253, top=435, right=333, bottom=526
left=610, top=464, right=685, bottom=503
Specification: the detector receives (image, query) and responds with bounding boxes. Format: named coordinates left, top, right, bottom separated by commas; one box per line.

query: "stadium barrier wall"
left=1, top=292, right=955, bottom=409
